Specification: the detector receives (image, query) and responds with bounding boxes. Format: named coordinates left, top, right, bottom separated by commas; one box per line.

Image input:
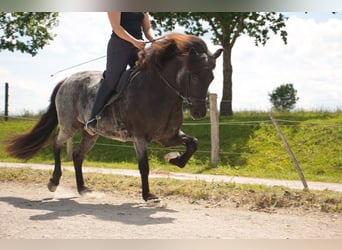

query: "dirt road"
left=0, top=182, right=341, bottom=239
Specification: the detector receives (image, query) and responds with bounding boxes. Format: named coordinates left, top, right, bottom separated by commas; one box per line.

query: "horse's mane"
left=136, top=33, right=208, bottom=70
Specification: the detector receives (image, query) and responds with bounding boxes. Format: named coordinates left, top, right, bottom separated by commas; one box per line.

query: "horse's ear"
left=213, top=48, right=223, bottom=59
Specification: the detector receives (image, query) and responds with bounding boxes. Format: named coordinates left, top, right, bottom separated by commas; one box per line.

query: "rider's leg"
left=84, top=78, right=113, bottom=136
left=85, top=33, right=137, bottom=136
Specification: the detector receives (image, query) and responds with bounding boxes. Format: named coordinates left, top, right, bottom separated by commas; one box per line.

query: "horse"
left=6, top=33, right=223, bottom=202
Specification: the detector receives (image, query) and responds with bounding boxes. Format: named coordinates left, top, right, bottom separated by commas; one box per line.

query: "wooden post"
left=270, top=114, right=309, bottom=191
left=4, top=83, right=9, bottom=121
left=209, top=93, right=219, bottom=168
left=66, top=138, right=73, bottom=161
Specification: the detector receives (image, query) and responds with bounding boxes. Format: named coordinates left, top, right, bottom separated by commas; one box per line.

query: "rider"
left=85, top=12, right=156, bottom=136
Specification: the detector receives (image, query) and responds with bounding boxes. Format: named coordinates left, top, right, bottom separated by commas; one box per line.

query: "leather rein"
left=158, top=66, right=208, bottom=106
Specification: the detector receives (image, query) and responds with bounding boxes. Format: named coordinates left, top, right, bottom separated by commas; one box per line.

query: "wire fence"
left=2, top=114, right=342, bottom=126
left=2, top=113, right=342, bottom=158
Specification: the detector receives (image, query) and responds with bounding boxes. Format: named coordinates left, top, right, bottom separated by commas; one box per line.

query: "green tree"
left=150, top=12, right=288, bottom=116
left=269, top=83, right=299, bottom=111
left=0, top=12, right=59, bottom=56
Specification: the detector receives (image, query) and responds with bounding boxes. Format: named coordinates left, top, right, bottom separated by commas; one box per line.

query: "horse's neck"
left=157, top=59, right=184, bottom=88
left=166, top=58, right=183, bottom=75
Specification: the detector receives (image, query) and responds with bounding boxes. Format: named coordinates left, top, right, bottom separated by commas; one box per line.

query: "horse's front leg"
left=134, top=137, right=159, bottom=202
left=161, top=130, right=198, bottom=168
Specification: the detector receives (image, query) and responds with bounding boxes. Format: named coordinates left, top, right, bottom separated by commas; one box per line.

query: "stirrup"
left=84, top=118, right=97, bottom=136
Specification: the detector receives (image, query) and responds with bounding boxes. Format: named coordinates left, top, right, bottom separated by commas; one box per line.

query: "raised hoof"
left=78, top=187, right=92, bottom=196
left=164, top=152, right=180, bottom=163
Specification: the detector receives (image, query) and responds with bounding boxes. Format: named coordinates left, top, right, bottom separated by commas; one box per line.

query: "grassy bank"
left=1, top=111, right=342, bottom=183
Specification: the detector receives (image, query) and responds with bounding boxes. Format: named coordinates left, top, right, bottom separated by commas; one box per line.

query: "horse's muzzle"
left=190, top=104, right=206, bottom=120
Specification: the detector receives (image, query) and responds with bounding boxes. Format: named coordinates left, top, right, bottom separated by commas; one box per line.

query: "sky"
left=0, top=12, right=342, bottom=116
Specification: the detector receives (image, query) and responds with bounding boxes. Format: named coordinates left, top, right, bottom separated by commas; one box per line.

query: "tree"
left=150, top=12, right=288, bottom=116
left=0, top=12, right=59, bottom=56
left=269, top=83, right=299, bottom=111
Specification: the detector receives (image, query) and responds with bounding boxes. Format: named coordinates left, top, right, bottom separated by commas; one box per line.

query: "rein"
left=158, top=70, right=206, bottom=105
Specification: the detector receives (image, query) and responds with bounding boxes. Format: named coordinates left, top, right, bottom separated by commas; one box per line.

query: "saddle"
left=104, top=67, right=141, bottom=107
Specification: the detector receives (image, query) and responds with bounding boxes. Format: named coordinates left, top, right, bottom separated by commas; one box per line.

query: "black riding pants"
left=105, top=33, right=139, bottom=91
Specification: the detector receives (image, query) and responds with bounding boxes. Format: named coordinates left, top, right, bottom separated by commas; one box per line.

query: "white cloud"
left=46, top=12, right=108, bottom=55
left=1, top=12, right=109, bottom=115
left=226, top=15, right=342, bottom=111
left=0, top=66, right=52, bottom=114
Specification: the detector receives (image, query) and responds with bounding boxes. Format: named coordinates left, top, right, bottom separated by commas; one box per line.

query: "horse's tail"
left=5, top=79, right=65, bottom=160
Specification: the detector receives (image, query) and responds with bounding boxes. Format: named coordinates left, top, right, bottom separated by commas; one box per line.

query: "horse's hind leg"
left=47, top=130, right=73, bottom=192
left=73, top=130, right=98, bottom=195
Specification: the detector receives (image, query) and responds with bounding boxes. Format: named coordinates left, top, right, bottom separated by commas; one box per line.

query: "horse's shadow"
left=0, top=196, right=177, bottom=226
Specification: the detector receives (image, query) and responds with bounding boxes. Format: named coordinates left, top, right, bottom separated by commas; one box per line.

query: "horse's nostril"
left=191, top=110, right=203, bottom=120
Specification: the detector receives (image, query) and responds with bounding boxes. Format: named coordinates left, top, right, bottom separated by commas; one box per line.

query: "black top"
left=119, top=12, right=144, bottom=39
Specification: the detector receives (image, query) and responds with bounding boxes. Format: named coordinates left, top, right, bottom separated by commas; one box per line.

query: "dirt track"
left=0, top=181, right=341, bottom=239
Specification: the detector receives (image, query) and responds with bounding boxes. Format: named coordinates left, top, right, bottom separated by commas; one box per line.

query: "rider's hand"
left=133, top=39, right=146, bottom=50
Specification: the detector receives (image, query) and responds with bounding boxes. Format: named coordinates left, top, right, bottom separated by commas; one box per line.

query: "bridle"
left=158, top=68, right=208, bottom=106
left=148, top=37, right=210, bottom=105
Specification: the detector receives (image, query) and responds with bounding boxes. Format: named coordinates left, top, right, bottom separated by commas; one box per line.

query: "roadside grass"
left=1, top=111, right=342, bottom=184
left=0, top=167, right=341, bottom=213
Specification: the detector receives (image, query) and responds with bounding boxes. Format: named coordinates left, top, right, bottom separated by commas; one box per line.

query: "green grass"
left=1, top=111, right=342, bottom=184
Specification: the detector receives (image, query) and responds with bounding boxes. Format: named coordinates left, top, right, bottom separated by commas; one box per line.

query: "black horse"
left=6, top=33, right=223, bottom=201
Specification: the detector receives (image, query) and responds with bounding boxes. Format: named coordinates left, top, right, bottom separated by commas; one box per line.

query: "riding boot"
left=84, top=78, right=113, bottom=136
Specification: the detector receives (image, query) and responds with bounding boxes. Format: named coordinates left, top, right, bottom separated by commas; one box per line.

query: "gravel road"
left=0, top=182, right=341, bottom=239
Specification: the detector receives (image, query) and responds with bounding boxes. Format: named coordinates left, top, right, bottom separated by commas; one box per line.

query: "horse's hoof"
left=47, top=180, right=58, bottom=192
left=147, top=198, right=161, bottom=204
left=79, top=187, right=92, bottom=196
left=145, top=193, right=160, bottom=203
left=164, top=152, right=180, bottom=162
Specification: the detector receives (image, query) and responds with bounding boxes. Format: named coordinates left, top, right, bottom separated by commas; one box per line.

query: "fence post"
left=66, top=138, right=73, bottom=161
left=270, top=114, right=309, bottom=191
left=209, top=93, right=219, bottom=168
left=4, top=83, right=9, bottom=121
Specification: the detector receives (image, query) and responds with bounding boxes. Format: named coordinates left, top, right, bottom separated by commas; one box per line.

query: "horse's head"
left=182, top=45, right=223, bottom=120
left=137, top=33, right=223, bottom=120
